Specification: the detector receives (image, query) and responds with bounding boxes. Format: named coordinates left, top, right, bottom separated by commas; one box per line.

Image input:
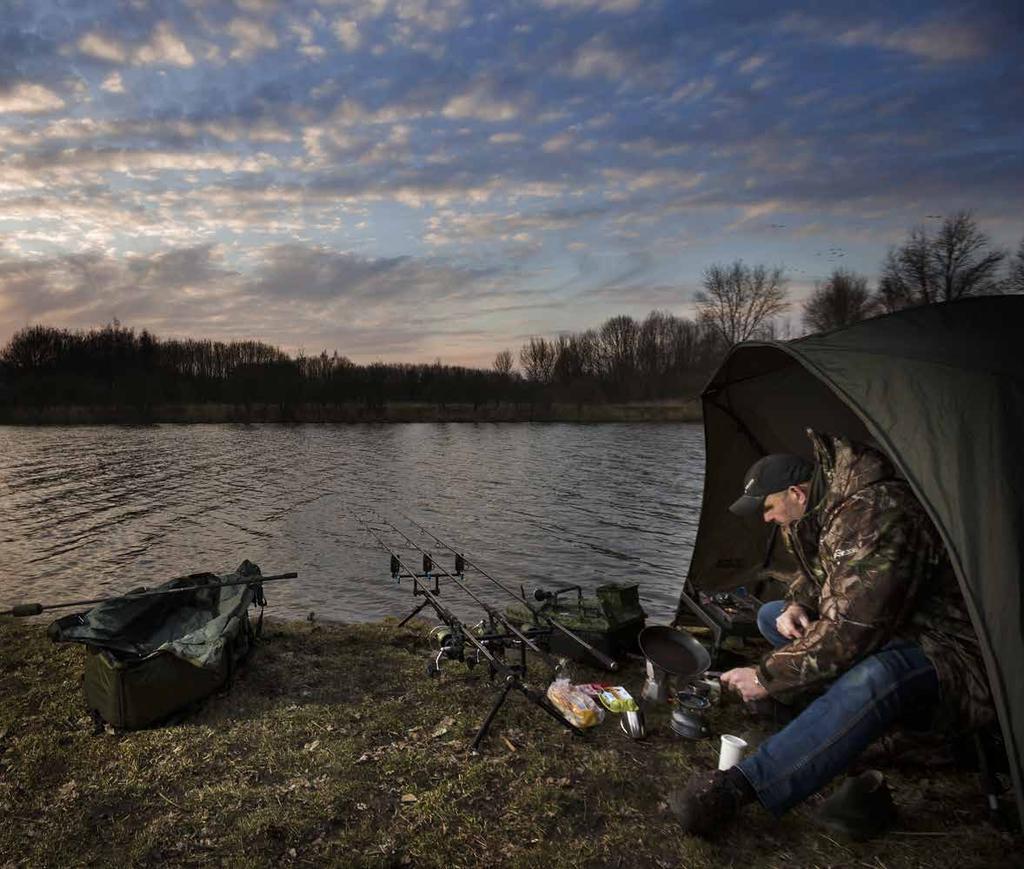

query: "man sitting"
left=671, top=430, right=994, bottom=836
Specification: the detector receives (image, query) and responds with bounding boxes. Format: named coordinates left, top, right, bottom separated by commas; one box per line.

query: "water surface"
left=0, top=424, right=704, bottom=626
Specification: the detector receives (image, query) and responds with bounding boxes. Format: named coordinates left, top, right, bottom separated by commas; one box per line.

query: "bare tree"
left=492, top=349, right=514, bottom=377
left=553, top=331, right=599, bottom=385
left=1003, top=237, right=1024, bottom=295
left=598, top=315, right=639, bottom=380
left=879, top=212, right=1004, bottom=310
left=802, top=269, right=874, bottom=333
left=931, top=211, right=1005, bottom=301
left=518, top=337, right=556, bottom=384
left=694, top=261, right=788, bottom=346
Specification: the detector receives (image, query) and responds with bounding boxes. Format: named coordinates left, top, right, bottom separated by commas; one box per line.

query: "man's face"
left=762, top=486, right=807, bottom=526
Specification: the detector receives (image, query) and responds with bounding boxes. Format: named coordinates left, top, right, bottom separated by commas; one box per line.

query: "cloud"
left=838, top=20, right=990, bottom=62
left=442, top=82, right=522, bottom=121
left=77, top=32, right=128, bottom=64
left=567, top=35, right=628, bottom=79
left=780, top=12, right=992, bottom=63
left=0, top=83, right=65, bottom=115
left=0, top=239, right=518, bottom=362
left=227, top=17, right=279, bottom=61
left=424, top=204, right=608, bottom=247
left=0, top=245, right=240, bottom=327
left=541, top=132, right=573, bottom=153
left=669, top=76, right=716, bottom=103
left=602, top=168, right=704, bottom=193
left=738, top=54, right=767, bottom=74
left=538, top=0, right=643, bottom=12
left=100, top=72, right=125, bottom=94
left=134, top=21, right=195, bottom=67
left=8, top=147, right=278, bottom=179
left=332, top=19, right=362, bottom=51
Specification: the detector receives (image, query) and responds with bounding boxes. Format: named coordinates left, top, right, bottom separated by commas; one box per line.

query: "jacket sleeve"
left=757, top=492, right=934, bottom=698
left=783, top=570, right=820, bottom=614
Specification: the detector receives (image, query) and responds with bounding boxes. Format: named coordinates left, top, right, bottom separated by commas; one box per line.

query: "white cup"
left=718, top=734, right=748, bottom=770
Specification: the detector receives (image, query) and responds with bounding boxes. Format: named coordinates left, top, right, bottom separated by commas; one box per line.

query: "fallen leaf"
left=400, top=793, right=418, bottom=804
left=303, top=740, right=320, bottom=752
left=430, top=726, right=449, bottom=739
left=356, top=753, right=370, bottom=764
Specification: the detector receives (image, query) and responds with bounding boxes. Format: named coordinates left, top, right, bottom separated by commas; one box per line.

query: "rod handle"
left=10, top=603, right=43, bottom=617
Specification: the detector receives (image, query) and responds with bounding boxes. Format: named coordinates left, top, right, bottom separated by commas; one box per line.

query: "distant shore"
left=0, top=400, right=702, bottom=425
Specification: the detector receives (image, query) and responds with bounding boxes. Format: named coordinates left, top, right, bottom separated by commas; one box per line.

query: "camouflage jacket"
left=756, top=431, right=993, bottom=732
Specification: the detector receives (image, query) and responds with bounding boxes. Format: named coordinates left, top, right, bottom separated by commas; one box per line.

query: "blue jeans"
left=736, top=600, right=939, bottom=814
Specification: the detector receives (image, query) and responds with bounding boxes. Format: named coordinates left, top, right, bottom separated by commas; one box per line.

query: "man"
left=671, top=429, right=993, bottom=836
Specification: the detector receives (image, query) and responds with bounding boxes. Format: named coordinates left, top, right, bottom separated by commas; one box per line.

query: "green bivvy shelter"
left=675, top=295, right=1024, bottom=828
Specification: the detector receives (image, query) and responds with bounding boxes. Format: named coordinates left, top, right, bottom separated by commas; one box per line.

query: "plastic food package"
left=546, top=678, right=606, bottom=728
left=595, top=686, right=638, bottom=713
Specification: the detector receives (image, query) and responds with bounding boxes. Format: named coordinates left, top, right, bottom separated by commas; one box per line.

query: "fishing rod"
left=356, top=515, right=582, bottom=749
left=357, top=516, right=510, bottom=673
left=365, top=509, right=555, bottom=668
left=1, top=572, right=298, bottom=618
left=396, top=511, right=619, bottom=672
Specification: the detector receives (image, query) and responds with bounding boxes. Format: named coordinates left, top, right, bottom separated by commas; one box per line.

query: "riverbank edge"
left=1, top=616, right=1020, bottom=868
left=2, top=615, right=1020, bottom=867
left=0, top=399, right=702, bottom=425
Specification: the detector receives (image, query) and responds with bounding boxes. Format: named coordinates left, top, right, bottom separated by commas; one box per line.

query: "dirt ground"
left=1, top=616, right=1020, bottom=868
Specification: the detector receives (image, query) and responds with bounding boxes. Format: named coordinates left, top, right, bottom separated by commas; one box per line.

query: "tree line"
left=1, top=211, right=1019, bottom=412
left=800, top=211, right=1022, bottom=333
left=0, top=312, right=721, bottom=411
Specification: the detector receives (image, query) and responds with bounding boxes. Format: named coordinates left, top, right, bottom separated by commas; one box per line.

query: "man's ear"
left=789, top=484, right=808, bottom=506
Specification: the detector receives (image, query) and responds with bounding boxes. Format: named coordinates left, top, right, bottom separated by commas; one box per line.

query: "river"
left=0, top=423, right=704, bottom=626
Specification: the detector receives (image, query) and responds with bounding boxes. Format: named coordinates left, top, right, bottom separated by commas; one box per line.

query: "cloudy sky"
left=1, top=0, right=1021, bottom=366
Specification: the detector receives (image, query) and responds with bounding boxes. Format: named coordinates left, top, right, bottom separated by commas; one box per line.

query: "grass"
left=1, top=616, right=1019, bottom=868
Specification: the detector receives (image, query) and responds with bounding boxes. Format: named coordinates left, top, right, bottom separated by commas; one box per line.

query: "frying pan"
left=638, top=625, right=713, bottom=679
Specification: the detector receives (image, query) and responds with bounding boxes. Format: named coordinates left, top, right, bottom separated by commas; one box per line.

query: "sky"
left=0, top=0, right=1022, bottom=367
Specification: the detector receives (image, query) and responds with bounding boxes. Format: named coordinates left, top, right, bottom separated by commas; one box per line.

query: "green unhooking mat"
left=47, top=560, right=266, bottom=729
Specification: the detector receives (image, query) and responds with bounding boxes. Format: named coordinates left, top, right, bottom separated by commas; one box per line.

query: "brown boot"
left=667, top=769, right=754, bottom=837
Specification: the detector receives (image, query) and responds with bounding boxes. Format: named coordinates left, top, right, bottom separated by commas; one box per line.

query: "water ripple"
left=0, top=423, right=704, bottom=625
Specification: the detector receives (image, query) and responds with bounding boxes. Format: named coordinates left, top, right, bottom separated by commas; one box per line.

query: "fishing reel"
left=532, top=583, right=584, bottom=608
left=426, top=624, right=480, bottom=676
left=425, top=622, right=487, bottom=676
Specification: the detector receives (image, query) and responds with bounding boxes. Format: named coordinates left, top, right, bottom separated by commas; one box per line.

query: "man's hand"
left=720, top=667, right=769, bottom=703
left=776, top=603, right=813, bottom=640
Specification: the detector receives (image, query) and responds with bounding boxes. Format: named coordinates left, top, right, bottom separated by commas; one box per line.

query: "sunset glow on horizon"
left=1, top=0, right=1021, bottom=367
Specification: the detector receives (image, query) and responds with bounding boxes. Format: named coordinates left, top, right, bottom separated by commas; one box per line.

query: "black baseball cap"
left=729, top=454, right=815, bottom=517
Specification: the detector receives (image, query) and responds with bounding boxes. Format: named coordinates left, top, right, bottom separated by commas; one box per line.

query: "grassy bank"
left=0, top=617, right=1018, bottom=868
left=0, top=400, right=701, bottom=425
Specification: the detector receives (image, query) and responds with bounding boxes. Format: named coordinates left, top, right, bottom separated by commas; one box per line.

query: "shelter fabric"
left=675, top=296, right=1024, bottom=827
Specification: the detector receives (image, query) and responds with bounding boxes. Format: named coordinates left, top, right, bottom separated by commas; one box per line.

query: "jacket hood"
left=807, top=429, right=897, bottom=506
